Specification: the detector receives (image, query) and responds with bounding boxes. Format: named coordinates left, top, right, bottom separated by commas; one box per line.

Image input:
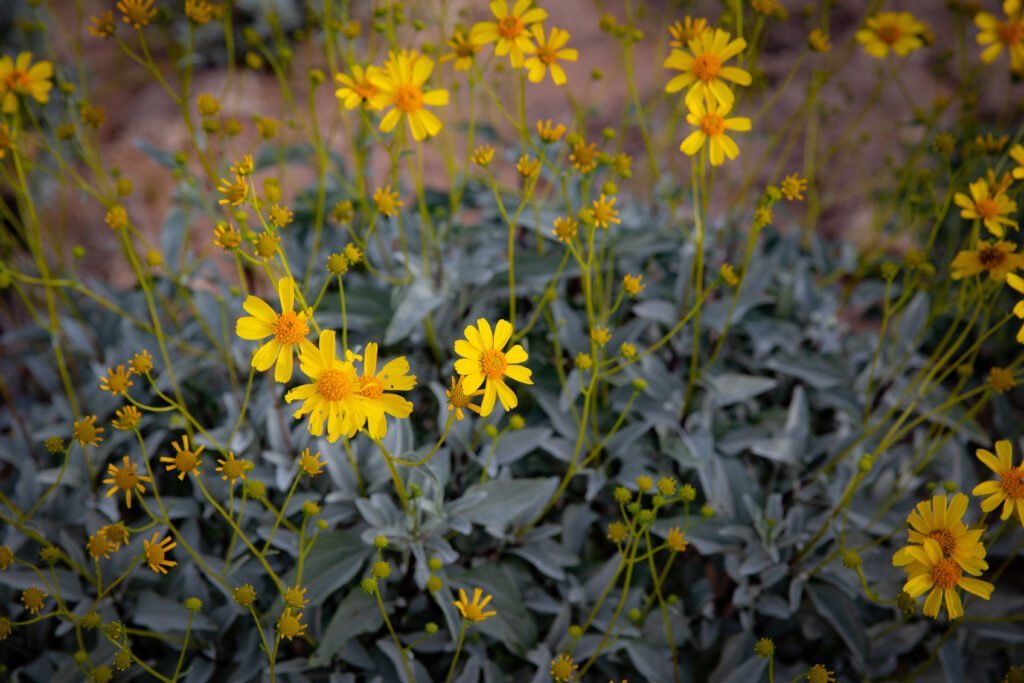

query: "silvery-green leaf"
left=705, top=373, right=777, bottom=407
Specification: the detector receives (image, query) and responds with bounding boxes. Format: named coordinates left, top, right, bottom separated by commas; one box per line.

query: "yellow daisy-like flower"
left=550, top=654, right=577, bottom=682
left=117, top=0, right=157, bottom=29
left=216, top=451, right=249, bottom=481
left=446, top=376, right=482, bottom=421
left=440, top=28, right=481, bottom=71
left=954, top=177, right=1019, bottom=238
left=217, top=175, right=248, bottom=206
left=472, top=144, right=495, bottom=167
left=891, top=493, right=987, bottom=573
left=285, top=330, right=383, bottom=442
left=370, top=51, right=449, bottom=141
left=87, top=532, right=114, bottom=560
left=100, top=523, right=130, bottom=550
left=663, top=29, right=751, bottom=108
left=972, top=440, right=1024, bottom=525
left=298, top=448, right=325, bottom=476
left=780, top=173, right=807, bottom=202
left=680, top=94, right=751, bottom=166
left=277, top=609, right=306, bottom=640
left=21, top=587, right=47, bottom=615
left=143, top=533, right=177, bottom=574
left=453, top=587, right=497, bottom=622
left=623, top=273, right=645, bottom=295
left=129, top=349, right=154, bottom=375
left=0, top=52, right=54, bottom=114
left=74, top=415, right=105, bottom=447
left=898, top=537, right=993, bottom=619
left=235, top=277, right=316, bottom=383
left=666, top=527, right=689, bottom=553
left=89, top=10, right=117, bottom=38
left=103, top=456, right=152, bottom=509
left=975, top=1, right=1024, bottom=73
left=159, top=435, right=205, bottom=480
left=100, top=365, right=133, bottom=396
left=951, top=240, right=1024, bottom=281
left=350, top=342, right=416, bottom=439
left=669, top=17, right=710, bottom=49
left=590, top=194, right=621, bottom=229
left=524, top=26, right=578, bottom=85
left=470, top=0, right=547, bottom=68
left=373, top=185, right=403, bottom=216
left=552, top=216, right=579, bottom=242
left=856, top=12, right=925, bottom=59
left=569, top=139, right=597, bottom=173
left=112, top=405, right=142, bottom=431
left=536, top=119, right=566, bottom=144
left=334, top=64, right=384, bottom=110
left=454, top=319, right=533, bottom=417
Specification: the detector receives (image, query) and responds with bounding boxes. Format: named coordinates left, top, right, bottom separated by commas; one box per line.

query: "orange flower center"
left=930, top=557, right=962, bottom=590
left=317, top=368, right=354, bottom=402
left=927, top=529, right=957, bottom=555
left=1000, top=467, right=1024, bottom=499
left=537, top=46, right=558, bottom=65
left=146, top=545, right=166, bottom=565
left=359, top=376, right=384, bottom=399
left=481, top=349, right=508, bottom=379
left=975, top=197, right=1000, bottom=220
left=700, top=113, right=726, bottom=136
left=978, top=245, right=1007, bottom=269
left=114, top=465, right=139, bottom=490
left=691, top=53, right=722, bottom=82
left=448, top=381, right=470, bottom=408
left=174, top=449, right=198, bottom=473
left=354, top=80, right=378, bottom=101
left=273, top=311, right=309, bottom=345
left=395, top=84, right=424, bottom=113
left=498, top=15, right=524, bottom=39
left=997, top=20, right=1023, bottom=46
left=876, top=22, right=903, bottom=45
left=7, top=70, right=30, bottom=92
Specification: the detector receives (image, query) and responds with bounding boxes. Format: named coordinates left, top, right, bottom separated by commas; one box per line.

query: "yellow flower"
left=117, top=0, right=157, bottom=29
left=620, top=342, right=637, bottom=359
left=284, top=585, right=308, bottom=609
left=720, top=263, right=739, bottom=286
left=89, top=10, right=116, bottom=38
left=235, top=277, right=316, bottom=383
left=806, top=664, right=836, bottom=683
left=975, top=1, right=1024, bottom=72
left=525, top=26, right=578, bottom=85
left=663, top=29, right=751, bottom=108
left=569, top=139, right=597, bottom=173
left=277, top=609, right=306, bottom=640
left=552, top=216, right=578, bottom=242
left=623, top=273, right=645, bottom=295
left=100, top=523, right=130, bottom=550
left=472, top=144, right=495, bottom=167
left=454, top=319, right=533, bottom=417
left=1007, top=273, right=1024, bottom=342
left=215, top=451, right=248, bottom=481
left=159, top=435, right=205, bottom=480
left=536, top=119, right=566, bottom=144
left=130, top=349, right=154, bottom=375
left=988, top=367, right=1016, bottom=393
left=74, top=416, right=105, bottom=447
left=217, top=175, right=248, bottom=206
left=550, top=654, right=577, bottom=682
left=898, top=537, right=993, bottom=619
left=105, top=205, right=129, bottom=230
left=856, top=12, right=925, bottom=58
left=951, top=240, right=1024, bottom=281
left=0, top=52, right=53, bottom=114
left=440, top=28, right=481, bottom=71
left=21, top=587, right=47, bottom=615
left=891, top=493, right=987, bottom=573
left=590, top=194, right=621, bottom=229
left=103, top=455, right=152, bottom=508
left=470, top=0, right=547, bottom=68
left=213, top=222, right=242, bottom=250
left=516, top=154, right=541, bottom=179
left=334, top=64, right=384, bottom=110
left=666, top=527, right=689, bottom=552
left=370, top=51, right=449, bottom=141
left=374, top=185, right=403, bottom=216
left=954, top=177, right=1018, bottom=237
left=350, top=342, right=416, bottom=439
left=1012, top=144, right=1024, bottom=180
left=680, top=94, right=751, bottom=166
left=112, top=406, right=141, bottom=431
left=100, top=365, right=133, bottom=396
left=590, top=326, right=612, bottom=346
left=0, top=122, right=14, bottom=159
left=143, top=533, right=177, bottom=574
left=780, top=173, right=807, bottom=201
left=669, top=17, right=710, bottom=49
left=607, top=521, right=628, bottom=542
left=446, top=376, right=482, bottom=421
left=285, top=330, right=383, bottom=442
left=453, top=587, right=497, bottom=622
left=87, top=532, right=114, bottom=560
left=269, top=204, right=293, bottom=228
left=972, top=440, right=1024, bottom=525
left=298, top=448, right=325, bottom=476
left=185, top=0, right=215, bottom=24
left=808, top=28, right=832, bottom=52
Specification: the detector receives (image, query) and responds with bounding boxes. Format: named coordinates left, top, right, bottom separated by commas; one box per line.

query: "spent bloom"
left=216, top=451, right=249, bottom=481
left=550, top=654, right=577, bottom=682
left=470, top=0, right=547, bottom=68
left=235, top=277, right=316, bottom=383
left=454, top=319, right=533, bottom=416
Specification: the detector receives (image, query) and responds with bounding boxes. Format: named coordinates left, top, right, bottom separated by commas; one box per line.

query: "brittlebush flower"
left=669, top=17, right=710, bottom=48
left=975, top=1, right=1024, bottom=73
left=972, top=440, right=1024, bottom=525
left=1012, top=144, right=1024, bottom=180
left=118, top=0, right=157, bottom=29
left=112, top=405, right=142, bottom=431
left=623, top=273, right=645, bottom=295
left=370, top=51, right=449, bottom=141
left=536, top=119, right=566, bottom=144
left=472, top=144, right=495, bottom=167
left=550, top=654, right=577, bottom=682
left=856, top=12, right=925, bottom=58
left=446, top=376, right=482, bottom=421
left=100, top=365, right=133, bottom=396
left=74, top=415, right=104, bottom=447
left=87, top=532, right=114, bottom=560
left=143, top=533, right=177, bottom=574
left=951, top=240, right=1024, bottom=281
left=569, top=139, right=597, bottom=173
left=891, top=494, right=986, bottom=570
left=334, top=65, right=383, bottom=110
left=525, top=26, right=578, bottom=85
left=286, top=330, right=383, bottom=442
left=349, top=343, right=416, bottom=439
left=235, top=277, right=316, bottom=383
left=590, top=194, right=621, bottom=228
left=552, top=216, right=578, bottom=242
left=103, top=456, right=152, bottom=508
left=470, top=0, right=547, bottom=68
left=89, top=11, right=116, bottom=38
left=277, top=609, right=306, bottom=640
left=453, top=587, right=496, bottom=622
left=806, top=665, right=836, bottom=683
left=0, top=52, right=54, bottom=113
left=781, top=173, right=807, bottom=201
left=954, top=178, right=1018, bottom=238
left=21, top=587, right=47, bottom=614
left=680, top=94, right=751, bottom=166
left=159, top=435, right=204, bottom=480
left=440, top=28, right=481, bottom=71
left=454, top=319, right=532, bottom=416
left=988, top=366, right=1016, bottom=393
left=664, top=29, right=751, bottom=108
left=898, top=537, right=993, bottom=619
left=373, top=185, right=403, bottom=216
left=1007, top=273, right=1024, bottom=342
left=216, top=451, right=249, bottom=481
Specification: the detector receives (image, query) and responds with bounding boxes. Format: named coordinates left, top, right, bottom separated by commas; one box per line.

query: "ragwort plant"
left=2, top=0, right=1024, bottom=681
